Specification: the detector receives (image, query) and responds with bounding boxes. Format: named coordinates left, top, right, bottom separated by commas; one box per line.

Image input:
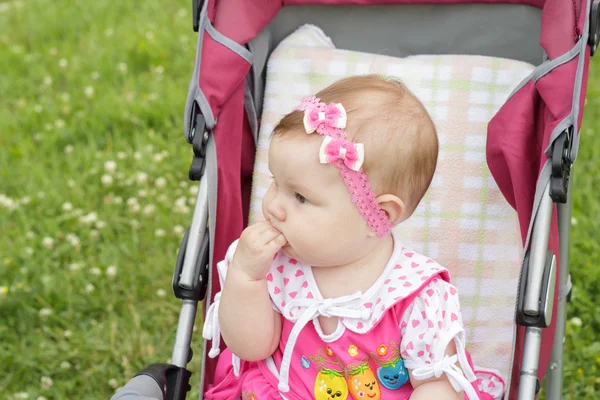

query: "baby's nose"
left=267, top=200, right=286, bottom=222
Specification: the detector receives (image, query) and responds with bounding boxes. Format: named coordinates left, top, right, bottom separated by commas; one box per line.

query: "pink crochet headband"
left=294, top=96, right=392, bottom=238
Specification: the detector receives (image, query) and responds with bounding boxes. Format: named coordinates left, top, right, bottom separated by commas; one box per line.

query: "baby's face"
left=262, top=134, right=375, bottom=267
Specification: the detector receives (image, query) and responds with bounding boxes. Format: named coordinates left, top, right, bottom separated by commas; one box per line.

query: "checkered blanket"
left=249, top=24, right=535, bottom=381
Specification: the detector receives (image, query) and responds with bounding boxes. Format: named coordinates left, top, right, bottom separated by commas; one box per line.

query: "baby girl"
left=202, top=75, right=504, bottom=399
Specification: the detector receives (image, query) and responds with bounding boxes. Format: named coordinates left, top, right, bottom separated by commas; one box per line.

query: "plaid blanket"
left=249, top=24, right=535, bottom=381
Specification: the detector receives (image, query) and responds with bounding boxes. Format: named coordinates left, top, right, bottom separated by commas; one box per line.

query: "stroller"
left=111, top=0, right=600, bottom=399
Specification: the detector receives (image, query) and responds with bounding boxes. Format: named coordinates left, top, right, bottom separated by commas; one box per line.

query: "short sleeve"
left=399, top=278, right=479, bottom=399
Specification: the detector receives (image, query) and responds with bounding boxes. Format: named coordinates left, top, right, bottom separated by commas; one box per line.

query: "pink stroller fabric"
left=192, top=0, right=590, bottom=396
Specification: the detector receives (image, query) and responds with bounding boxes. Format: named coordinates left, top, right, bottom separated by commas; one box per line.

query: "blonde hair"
left=274, top=75, right=438, bottom=216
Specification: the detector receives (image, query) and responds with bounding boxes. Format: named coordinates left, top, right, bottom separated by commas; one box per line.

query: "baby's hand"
left=231, top=221, right=287, bottom=281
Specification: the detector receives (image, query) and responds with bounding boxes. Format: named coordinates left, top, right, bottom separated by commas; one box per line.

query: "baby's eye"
left=294, top=192, right=307, bottom=204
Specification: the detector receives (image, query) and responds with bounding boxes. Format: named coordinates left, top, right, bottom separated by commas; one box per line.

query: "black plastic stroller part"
left=188, top=103, right=209, bottom=182
left=165, top=367, right=193, bottom=400
left=192, top=0, right=204, bottom=32
left=172, top=227, right=210, bottom=302
left=590, top=0, right=600, bottom=56
left=134, top=363, right=178, bottom=397
left=550, top=128, right=572, bottom=204
left=517, top=250, right=557, bottom=328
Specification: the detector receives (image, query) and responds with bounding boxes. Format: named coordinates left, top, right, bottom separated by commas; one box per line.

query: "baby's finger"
left=248, top=221, right=273, bottom=235
left=257, top=224, right=282, bottom=243
left=266, top=233, right=287, bottom=251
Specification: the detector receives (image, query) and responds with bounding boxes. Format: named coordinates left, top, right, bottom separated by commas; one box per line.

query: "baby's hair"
left=274, top=75, right=438, bottom=216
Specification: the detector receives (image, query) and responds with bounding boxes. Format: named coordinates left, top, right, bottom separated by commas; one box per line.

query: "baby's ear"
left=376, top=194, right=406, bottom=227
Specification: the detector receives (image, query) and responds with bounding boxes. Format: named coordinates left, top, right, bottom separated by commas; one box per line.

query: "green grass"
left=0, top=1, right=599, bottom=399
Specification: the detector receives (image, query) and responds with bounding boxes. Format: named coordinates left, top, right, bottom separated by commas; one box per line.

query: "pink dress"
left=202, top=232, right=505, bottom=400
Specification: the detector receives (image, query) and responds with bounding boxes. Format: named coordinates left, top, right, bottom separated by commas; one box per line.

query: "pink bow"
left=303, top=103, right=347, bottom=134
left=319, top=136, right=365, bottom=172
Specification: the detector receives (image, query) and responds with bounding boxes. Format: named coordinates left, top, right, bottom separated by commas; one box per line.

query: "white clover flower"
left=104, top=160, right=117, bottom=173
left=0, top=194, right=17, bottom=210
left=117, top=151, right=127, bottom=160
left=24, top=248, right=33, bottom=256
left=58, top=58, right=68, bottom=68
left=54, top=119, right=65, bottom=129
left=156, top=289, right=167, bottom=297
left=19, top=196, right=31, bottom=205
left=42, top=237, right=54, bottom=249
left=143, top=204, right=155, bottom=216
left=114, top=196, right=123, bottom=204
left=26, top=231, right=35, bottom=239
left=63, top=329, right=72, bottom=338
left=133, top=152, right=141, bottom=160
left=39, top=308, right=52, bottom=317
left=117, top=62, right=128, bottom=73
left=152, top=153, right=164, bottom=163
left=62, top=202, right=73, bottom=212
left=84, top=86, right=95, bottom=98
left=64, top=145, right=74, bottom=154
left=69, top=263, right=81, bottom=271
left=176, top=8, right=187, bottom=18
left=43, top=76, right=52, bottom=86
left=96, top=221, right=105, bottom=229
left=571, top=217, right=578, bottom=226
left=34, top=104, right=43, bottom=113
left=109, top=378, right=119, bottom=389
left=79, top=212, right=98, bottom=225
left=66, top=234, right=80, bottom=248
left=137, top=189, right=147, bottom=198
left=173, top=225, right=184, bottom=235
left=106, top=265, right=117, bottom=278
left=154, top=65, right=165, bottom=74
left=60, top=361, right=71, bottom=369
left=14, top=393, right=30, bottom=399
left=37, top=191, right=45, bottom=199
left=145, top=31, right=154, bottom=40
left=130, top=220, right=140, bottom=229
left=49, top=47, right=58, bottom=56
left=155, top=177, right=167, bottom=188
left=90, top=267, right=102, bottom=276
left=67, top=179, right=76, bottom=188
left=91, top=71, right=100, bottom=80
left=136, top=172, right=148, bottom=184
left=37, top=397, right=48, bottom=400
left=570, top=317, right=582, bottom=327
left=155, top=229, right=166, bottom=237
left=104, top=28, right=114, bottom=37
left=129, top=202, right=140, bottom=213
left=85, top=284, right=95, bottom=293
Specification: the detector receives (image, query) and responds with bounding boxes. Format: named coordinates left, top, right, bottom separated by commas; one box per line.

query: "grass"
left=0, top=0, right=599, bottom=399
